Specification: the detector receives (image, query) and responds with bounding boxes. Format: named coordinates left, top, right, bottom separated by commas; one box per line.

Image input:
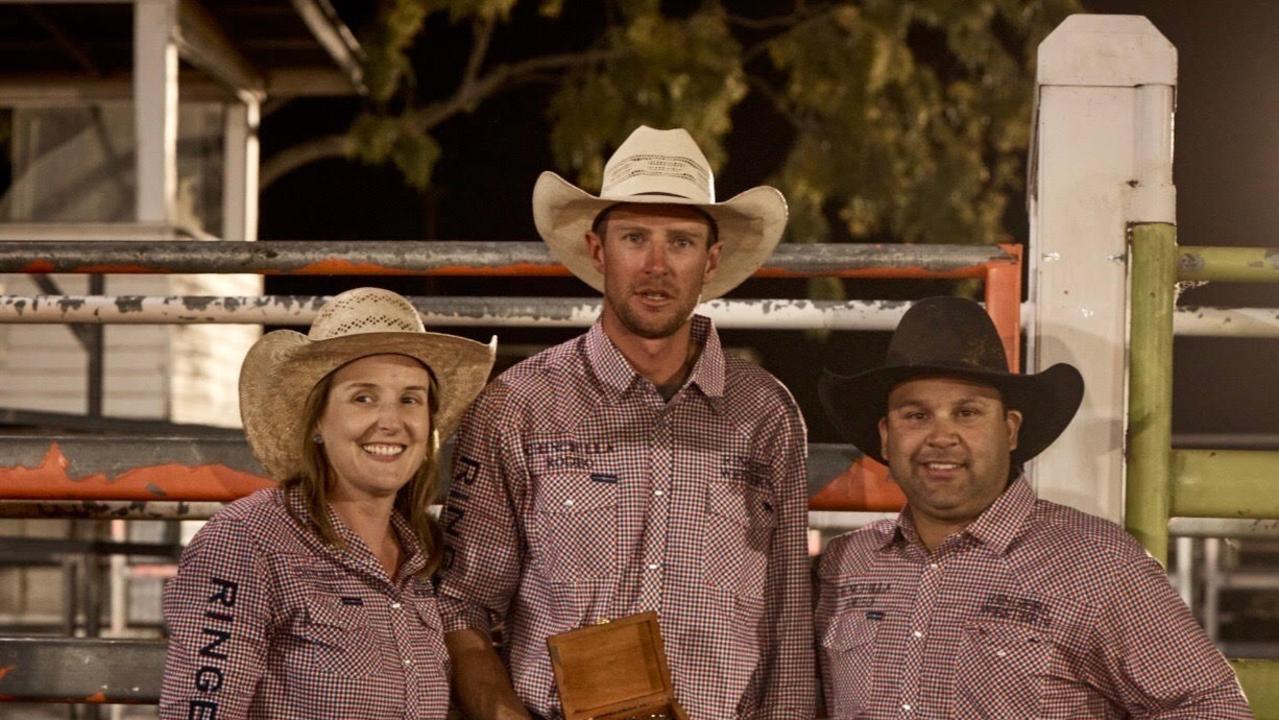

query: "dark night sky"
left=258, top=2, right=1279, bottom=443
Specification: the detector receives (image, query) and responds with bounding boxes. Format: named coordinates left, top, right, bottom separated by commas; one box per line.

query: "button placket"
left=898, top=556, right=942, bottom=716
left=638, top=413, right=674, bottom=612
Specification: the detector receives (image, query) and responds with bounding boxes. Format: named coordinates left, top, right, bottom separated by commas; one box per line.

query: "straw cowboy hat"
left=818, top=296, right=1084, bottom=466
left=239, top=287, right=496, bottom=481
left=531, top=125, right=788, bottom=300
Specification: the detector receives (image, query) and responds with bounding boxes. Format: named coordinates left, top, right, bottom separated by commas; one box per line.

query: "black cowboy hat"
left=818, top=296, right=1084, bottom=466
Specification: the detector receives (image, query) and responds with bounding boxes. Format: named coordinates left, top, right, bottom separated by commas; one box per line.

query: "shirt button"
left=995, top=649, right=1008, bottom=657
left=902, top=703, right=913, bottom=711
left=654, top=489, right=665, bottom=497
left=912, top=630, right=923, bottom=638
left=929, top=563, right=939, bottom=570
left=403, top=658, right=413, bottom=667
left=646, top=563, right=661, bottom=571
left=563, top=499, right=574, bottom=507
left=390, top=602, right=402, bottom=610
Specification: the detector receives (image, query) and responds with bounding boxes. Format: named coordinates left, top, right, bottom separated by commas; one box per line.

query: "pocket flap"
left=534, top=471, right=618, bottom=513
left=823, top=611, right=879, bottom=652
left=303, top=594, right=365, bottom=630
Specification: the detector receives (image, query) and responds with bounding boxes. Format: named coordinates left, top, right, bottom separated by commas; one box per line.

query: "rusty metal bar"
left=0, top=436, right=866, bottom=505
left=0, top=436, right=269, bottom=502
left=0, top=294, right=935, bottom=330
left=0, top=500, right=225, bottom=520
left=0, top=637, right=165, bottom=704
left=0, top=240, right=1017, bottom=278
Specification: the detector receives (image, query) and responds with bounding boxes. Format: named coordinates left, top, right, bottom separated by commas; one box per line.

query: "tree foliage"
left=276, top=0, right=1080, bottom=257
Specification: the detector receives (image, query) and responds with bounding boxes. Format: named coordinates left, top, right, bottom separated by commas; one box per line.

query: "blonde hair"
left=284, top=362, right=444, bottom=577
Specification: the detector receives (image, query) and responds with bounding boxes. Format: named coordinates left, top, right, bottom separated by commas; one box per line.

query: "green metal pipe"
left=1126, top=223, right=1177, bottom=565
left=1171, top=449, right=1279, bottom=518
left=1179, top=246, right=1279, bottom=283
left=1231, top=659, right=1279, bottom=718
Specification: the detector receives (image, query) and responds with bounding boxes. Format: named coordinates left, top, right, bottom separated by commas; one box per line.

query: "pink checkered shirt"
left=815, top=477, right=1252, bottom=719
left=436, top=315, right=814, bottom=719
left=159, top=488, right=451, bottom=720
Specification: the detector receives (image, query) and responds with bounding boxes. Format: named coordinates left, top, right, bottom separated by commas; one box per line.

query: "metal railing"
left=1127, top=223, right=1279, bottom=715
left=0, top=238, right=1024, bottom=705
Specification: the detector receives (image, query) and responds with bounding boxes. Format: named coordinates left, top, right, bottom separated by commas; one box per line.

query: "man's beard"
left=607, top=285, right=698, bottom=340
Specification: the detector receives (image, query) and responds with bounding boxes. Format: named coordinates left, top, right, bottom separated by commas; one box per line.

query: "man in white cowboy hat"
left=436, top=126, right=814, bottom=719
left=814, top=297, right=1250, bottom=719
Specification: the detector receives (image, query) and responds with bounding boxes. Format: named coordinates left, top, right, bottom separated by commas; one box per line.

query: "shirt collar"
left=285, top=486, right=425, bottom=579
left=886, top=474, right=1036, bottom=556
left=583, top=313, right=726, bottom=405
left=964, top=475, right=1036, bottom=555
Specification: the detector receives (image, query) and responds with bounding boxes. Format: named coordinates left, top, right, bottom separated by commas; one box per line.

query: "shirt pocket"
left=953, top=620, right=1049, bottom=719
left=296, top=594, right=383, bottom=679
left=821, top=612, right=879, bottom=719
left=703, top=480, right=778, bottom=599
left=533, top=470, right=618, bottom=582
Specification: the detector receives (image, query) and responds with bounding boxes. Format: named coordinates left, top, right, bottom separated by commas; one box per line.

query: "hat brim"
left=239, top=330, right=496, bottom=481
left=818, top=363, right=1084, bottom=466
left=531, top=171, right=787, bottom=300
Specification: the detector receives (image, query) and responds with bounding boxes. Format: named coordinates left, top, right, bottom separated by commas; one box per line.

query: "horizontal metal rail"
left=0, top=437, right=269, bottom=502
left=1171, top=449, right=1279, bottom=519
left=1174, top=306, right=1279, bottom=338
left=7, top=295, right=1278, bottom=338
left=0, top=499, right=226, bottom=520
left=1168, top=517, right=1279, bottom=539
left=0, top=437, right=866, bottom=508
left=0, top=637, right=166, bottom=704
left=0, top=240, right=1019, bottom=278
left=0, top=294, right=921, bottom=330
left=1179, top=246, right=1279, bottom=283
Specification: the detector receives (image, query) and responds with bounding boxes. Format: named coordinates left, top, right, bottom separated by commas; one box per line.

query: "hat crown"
left=885, top=297, right=1010, bottom=373
left=307, top=287, right=426, bottom=341
left=600, top=125, right=715, bottom=204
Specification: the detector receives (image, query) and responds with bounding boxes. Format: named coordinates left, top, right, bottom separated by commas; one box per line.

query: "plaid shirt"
left=815, top=477, right=1252, bottom=719
left=159, top=488, right=451, bottom=720
left=437, top=315, right=814, bottom=719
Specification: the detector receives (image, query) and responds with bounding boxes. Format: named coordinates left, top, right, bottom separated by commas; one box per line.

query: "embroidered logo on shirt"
left=979, top=593, right=1052, bottom=628
left=865, top=610, right=886, bottom=621
left=839, top=581, right=891, bottom=609
left=589, top=473, right=619, bottom=484
left=340, top=596, right=364, bottom=606
left=720, top=455, right=770, bottom=486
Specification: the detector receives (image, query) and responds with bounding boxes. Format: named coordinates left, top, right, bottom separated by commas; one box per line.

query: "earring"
left=312, top=433, right=324, bottom=444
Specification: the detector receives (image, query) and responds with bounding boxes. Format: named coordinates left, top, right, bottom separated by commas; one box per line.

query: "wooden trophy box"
left=547, top=611, right=689, bottom=720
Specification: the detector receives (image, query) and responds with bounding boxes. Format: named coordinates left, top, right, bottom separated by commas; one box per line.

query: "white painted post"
left=1028, top=15, right=1177, bottom=521
left=133, top=0, right=178, bottom=225
left=222, top=101, right=260, bottom=242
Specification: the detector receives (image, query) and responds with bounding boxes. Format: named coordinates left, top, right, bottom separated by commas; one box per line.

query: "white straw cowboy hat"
left=531, top=125, right=788, bottom=300
left=239, top=287, right=496, bottom=481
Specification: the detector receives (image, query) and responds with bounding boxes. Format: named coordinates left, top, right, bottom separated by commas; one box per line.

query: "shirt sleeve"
left=1088, top=544, right=1252, bottom=719
left=436, top=380, right=527, bottom=637
left=158, top=516, right=273, bottom=720
left=749, top=391, right=817, bottom=719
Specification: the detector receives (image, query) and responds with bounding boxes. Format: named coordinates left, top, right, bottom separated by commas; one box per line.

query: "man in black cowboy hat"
left=815, top=296, right=1250, bottom=719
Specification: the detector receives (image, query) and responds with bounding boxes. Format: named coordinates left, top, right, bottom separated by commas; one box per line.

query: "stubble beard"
left=607, top=285, right=698, bottom=340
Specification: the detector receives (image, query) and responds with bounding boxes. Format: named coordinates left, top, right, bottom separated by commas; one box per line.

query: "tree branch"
left=461, top=16, right=495, bottom=95
left=747, top=75, right=800, bottom=129
left=260, top=134, right=355, bottom=189
left=260, top=47, right=618, bottom=189
left=410, top=47, right=618, bottom=130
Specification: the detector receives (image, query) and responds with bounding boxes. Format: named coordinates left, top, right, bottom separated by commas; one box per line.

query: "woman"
left=159, top=287, right=495, bottom=719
